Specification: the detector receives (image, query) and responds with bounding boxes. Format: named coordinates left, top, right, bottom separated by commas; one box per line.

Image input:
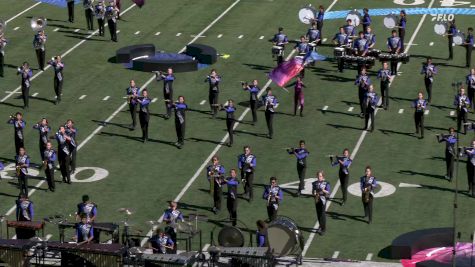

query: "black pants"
left=18, top=173, right=28, bottom=195
left=265, top=111, right=274, bottom=138
left=35, top=49, right=45, bottom=70
left=250, top=100, right=258, bottom=123
left=226, top=118, right=234, bottom=145
left=209, top=91, right=219, bottom=118
left=213, top=183, right=222, bottom=210
left=175, top=120, right=185, bottom=144
left=317, top=21, right=323, bottom=45
left=414, top=112, right=424, bottom=137
left=448, top=37, right=453, bottom=59
left=424, top=78, right=433, bottom=103
left=339, top=171, right=349, bottom=203
left=294, top=94, right=304, bottom=116
left=446, top=150, right=455, bottom=180
left=467, top=163, right=475, bottom=196
left=227, top=197, right=237, bottom=226
left=45, top=165, right=55, bottom=190
left=164, top=91, right=173, bottom=118
left=241, top=171, right=254, bottom=200
left=85, top=9, right=94, bottom=30
left=267, top=201, right=278, bottom=222
left=363, top=195, right=373, bottom=223
left=67, top=1, right=74, bottom=22
left=21, top=85, right=30, bottom=108
left=469, top=86, right=475, bottom=109
left=59, top=153, right=71, bottom=183
left=107, top=19, right=117, bottom=42
left=70, top=148, right=77, bottom=173
left=466, top=45, right=472, bottom=67
left=277, top=55, right=284, bottom=65
left=337, top=57, right=344, bottom=72
left=297, top=163, right=306, bottom=191
left=129, top=103, right=137, bottom=128
left=0, top=52, right=4, bottom=77
left=399, top=28, right=405, bottom=51
left=54, top=77, right=63, bottom=102
left=358, top=87, right=365, bottom=114
left=15, top=136, right=24, bottom=155
left=380, top=81, right=389, bottom=109
left=315, top=200, right=326, bottom=231
left=457, top=110, right=467, bottom=134
left=139, top=111, right=149, bottom=141
left=390, top=60, right=398, bottom=76
left=39, top=142, right=46, bottom=161
left=364, top=107, right=375, bottom=131
left=97, top=19, right=105, bottom=36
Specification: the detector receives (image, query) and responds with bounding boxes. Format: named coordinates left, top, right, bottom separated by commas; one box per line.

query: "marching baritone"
left=312, top=171, right=330, bottom=234
left=412, top=92, right=428, bottom=139
left=15, top=148, right=30, bottom=196
left=287, top=140, right=309, bottom=196
left=16, top=194, right=35, bottom=239
left=0, top=33, right=7, bottom=77
left=126, top=79, right=140, bottom=130
left=8, top=112, right=26, bottom=155
left=105, top=2, right=119, bottom=42
left=464, top=27, right=474, bottom=68
left=238, top=146, right=256, bottom=201
left=66, top=0, right=75, bottom=23
left=420, top=57, right=437, bottom=103
left=333, top=27, right=349, bottom=72
left=263, top=88, right=279, bottom=139
left=355, top=67, right=371, bottom=117
left=225, top=169, right=239, bottom=226
left=263, top=177, right=283, bottom=222
left=242, top=80, right=260, bottom=124
left=467, top=68, right=475, bottom=109
left=84, top=0, right=95, bottom=31
left=293, top=76, right=305, bottom=116
left=172, top=96, right=187, bottom=149
left=47, top=56, right=65, bottom=104
left=331, top=149, right=352, bottom=205
left=156, top=68, right=175, bottom=119
left=95, top=1, right=106, bottom=36
left=398, top=10, right=407, bottom=51
left=207, top=156, right=225, bottom=213
left=43, top=142, right=56, bottom=192
left=454, top=86, right=470, bottom=134
left=362, top=8, right=371, bottom=33
left=221, top=99, right=236, bottom=147
left=377, top=62, right=391, bottom=110
left=387, top=30, right=401, bottom=76
left=33, top=118, right=51, bottom=160
left=17, top=62, right=33, bottom=109
left=315, top=5, right=324, bottom=45
left=65, top=119, right=78, bottom=173
left=461, top=140, right=475, bottom=197
left=162, top=201, right=184, bottom=249
left=363, top=85, right=379, bottom=132
left=360, top=166, right=377, bottom=224
left=437, top=127, right=457, bottom=181
left=76, top=214, right=94, bottom=245
left=205, top=69, right=221, bottom=118
left=447, top=20, right=457, bottom=60
left=137, top=89, right=151, bottom=142
left=33, top=30, right=47, bottom=71
left=55, top=126, right=72, bottom=184
left=148, top=229, right=174, bottom=254
left=271, top=27, right=288, bottom=65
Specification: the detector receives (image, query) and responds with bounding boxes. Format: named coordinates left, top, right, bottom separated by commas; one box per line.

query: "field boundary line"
left=6, top=2, right=42, bottom=24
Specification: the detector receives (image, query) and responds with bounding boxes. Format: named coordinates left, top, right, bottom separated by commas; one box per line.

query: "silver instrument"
left=30, top=17, right=47, bottom=32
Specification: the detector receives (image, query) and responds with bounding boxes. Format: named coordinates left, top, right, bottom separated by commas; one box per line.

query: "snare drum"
left=272, top=45, right=284, bottom=57
left=267, top=216, right=303, bottom=257
left=383, top=14, right=397, bottom=29
left=453, top=32, right=465, bottom=45
left=333, top=47, right=346, bottom=57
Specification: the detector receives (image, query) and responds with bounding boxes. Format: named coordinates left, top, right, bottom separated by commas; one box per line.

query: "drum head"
left=346, top=10, right=361, bottom=27
left=434, top=23, right=447, bottom=36
left=453, top=33, right=464, bottom=45
left=298, top=7, right=316, bottom=24
left=218, top=226, right=244, bottom=247
left=267, top=224, right=297, bottom=257
left=383, top=15, right=397, bottom=29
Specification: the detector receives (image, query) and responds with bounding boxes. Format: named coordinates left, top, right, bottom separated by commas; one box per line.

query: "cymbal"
left=117, top=208, right=134, bottom=215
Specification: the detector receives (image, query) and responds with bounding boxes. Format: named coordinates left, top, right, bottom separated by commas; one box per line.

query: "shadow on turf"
left=377, top=246, right=392, bottom=260
left=326, top=211, right=367, bottom=224
left=187, top=108, right=212, bottom=116
left=63, top=35, right=110, bottom=42
left=379, top=129, right=417, bottom=138
left=398, top=170, right=446, bottom=180
left=7, top=181, right=47, bottom=192
left=409, top=54, right=446, bottom=60
left=0, top=102, right=24, bottom=109
left=31, top=95, right=56, bottom=105
left=233, top=130, right=268, bottom=139
left=187, top=137, right=222, bottom=145
left=320, top=109, right=360, bottom=118
left=99, top=131, right=176, bottom=146
left=341, top=100, right=359, bottom=106
left=419, top=184, right=473, bottom=197
left=326, top=123, right=363, bottom=131
left=92, top=120, right=130, bottom=130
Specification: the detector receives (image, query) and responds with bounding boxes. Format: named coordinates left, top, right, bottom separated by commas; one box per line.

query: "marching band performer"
left=16, top=194, right=34, bottom=222
left=17, top=62, right=32, bottom=109
left=454, top=87, right=470, bottom=134
left=362, top=8, right=371, bottom=33
left=343, top=19, right=356, bottom=37
left=162, top=201, right=184, bottom=248
left=156, top=68, right=175, bottom=119
left=105, top=1, right=119, bottom=42
left=420, top=57, right=437, bottom=103
left=377, top=62, right=391, bottom=110
left=15, top=148, right=30, bottom=195
left=360, top=166, right=377, bottom=224
left=238, top=146, right=256, bottom=201
left=437, top=128, right=457, bottom=181
left=172, top=96, right=187, bottom=149
left=271, top=27, right=288, bottom=65
left=148, top=229, right=174, bottom=254
left=398, top=10, right=407, bottom=51
left=0, top=33, right=7, bottom=77
left=8, top=112, right=26, bottom=155
left=95, top=0, right=106, bottom=36
left=312, top=171, right=330, bottom=234
left=47, top=56, right=65, bottom=104
left=363, top=85, right=379, bottom=132
left=137, top=89, right=151, bottom=142
left=387, top=30, right=401, bottom=76
left=84, top=0, right=95, bottom=31
left=205, top=69, right=221, bottom=118
left=306, top=23, right=321, bottom=49
left=126, top=80, right=140, bottom=130
left=462, top=141, right=475, bottom=197
left=76, top=194, right=97, bottom=223
left=225, top=169, right=239, bottom=226
left=66, top=0, right=75, bottom=23
left=364, top=26, right=376, bottom=49
left=467, top=68, right=475, bottom=109
left=55, top=126, right=72, bottom=184
left=221, top=99, right=236, bottom=147
left=330, top=149, right=352, bottom=205
left=256, top=220, right=268, bottom=247
left=353, top=31, right=369, bottom=73
left=447, top=20, right=457, bottom=60
left=242, top=80, right=260, bottom=124
left=65, top=119, right=78, bottom=173
left=333, top=27, right=349, bottom=72
left=464, top=27, right=473, bottom=68
left=315, top=5, right=324, bottom=45
left=412, top=92, right=428, bottom=139
left=293, top=76, right=305, bottom=116
left=294, top=36, right=310, bottom=78
left=76, top=214, right=94, bottom=245
left=263, top=88, right=278, bottom=139
left=33, top=30, right=47, bottom=71
left=33, top=118, right=51, bottom=160
left=263, top=177, right=283, bottom=222
left=355, top=67, right=371, bottom=117
left=207, top=156, right=225, bottom=213
left=287, top=140, right=309, bottom=196
left=43, top=142, right=56, bottom=192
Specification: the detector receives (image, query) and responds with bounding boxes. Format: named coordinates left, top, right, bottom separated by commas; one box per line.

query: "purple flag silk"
left=132, top=0, right=145, bottom=7
left=269, top=52, right=326, bottom=87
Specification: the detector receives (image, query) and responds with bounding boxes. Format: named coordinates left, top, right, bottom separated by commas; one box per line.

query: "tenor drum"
left=453, top=32, right=465, bottom=45
left=271, top=45, right=284, bottom=57
left=383, top=14, right=397, bottom=29
left=298, top=7, right=316, bottom=24
left=434, top=22, right=447, bottom=36
left=378, top=53, right=391, bottom=61
left=333, top=47, right=346, bottom=57
left=267, top=216, right=304, bottom=257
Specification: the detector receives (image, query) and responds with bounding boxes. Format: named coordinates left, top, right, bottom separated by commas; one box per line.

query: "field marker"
left=54, top=28, right=59, bottom=32
left=429, top=42, right=434, bottom=46
left=200, top=100, right=206, bottom=105
left=366, top=253, right=373, bottom=261
left=259, top=35, right=264, bottom=40
left=322, top=105, right=328, bottom=111
left=32, top=92, right=38, bottom=97
left=348, top=107, right=354, bottom=112
left=302, top=0, right=436, bottom=257
left=74, top=29, right=80, bottom=32
left=0, top=3, right=137, bottom=103
left=424, top=110, right=429, bottom=115
left=398, top=109, right=404, bottom=114
left=399, top=183, right=422, bottom=188
left=155, top=31, right=161, bottom=36
left=79, top=95, right=87, bottom=100
left=152, top=97, right=158, bottom=103
left=322, top=38, right=327, bottom=43
left=134, top=31, right=140, bottom=35
left=116, top=30, right=120, bottom=34
left=450, top=111, right=455, bottom=116
left=13, top=27, right=20, bottom=31
left=102, top=96, right=110, bottom=101
left=217, top=34, right=223, bottom=38
left=238, top=35, right=243, bottom=39
left=6, top=2, right=41, bottom=23
left=332, top=251, right=340, bottom=258
left=176, top=32, right=182, bottom=36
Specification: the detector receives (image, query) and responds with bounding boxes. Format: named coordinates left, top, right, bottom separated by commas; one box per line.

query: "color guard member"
left=287, top=140, right=309, bottom=196
left=377, top=62, right=391, bottom=110
left=420, top=57, right=437, bottom=103
left=293, top=77, right=305, bottom=116
left=43, top=142, right=56, bottom=192
left=15, top=148, right=30, bottom=195
left=156, top=68, right=175, bottom=119
left=263, top=177, right=283, bottom=222
left=437, top=128, right=457, bottom=181
left=331, top=149, right=352, bottom=205
left=137, top=89, right=150, bottom=142
left=207, top=156, right=225, bottom=213
left=126, top=79, right=140, bottom=130
left=8, top=112, right=26, bottom=155
left=263, top=88, right=278, bottom=139
left=454, top=86, right=470, bottom=134
left=312, top=171, right=330, bottom=234
left=242, top=80, right=260, bottom=124
left=205, top=69, right=221, bottom=118
left=33, top=118, right=51, bottom=160
left=47, top=56, right=65, bottom=104
left=238, top=146, right=256, bottom=201
left=17, top=62, right=32, bottom=109
left=412, top=92, right=428, bottom=139
left=33, top=30, right=47, bottom=71
left=360, top=166, right=377, bottom=224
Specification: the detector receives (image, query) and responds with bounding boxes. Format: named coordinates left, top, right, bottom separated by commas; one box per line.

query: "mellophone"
left=58, top=222, right=120, bottom=243
left=47, top=241, right=124, bottom=267
left=6, top=220, right=44, bottom=239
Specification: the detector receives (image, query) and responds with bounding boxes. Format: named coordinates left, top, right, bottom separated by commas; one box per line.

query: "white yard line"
left=74, top=29, right=80, bottom=33
left=322, top=38, right=327, bottom=43
left=135, top=31, right=140, bottom=35
left=238, top=34, right=243, bottom=39
left=5, top=2, right=41, bottom=23
left=348, top=107, right=354, bottom=112
left=429, top=42, right=434, bottom=46
left=200, top=100, right=206, bottom=105
left=399, top=109, right=404, bottom=114
left=102, top=96, right=110, bottom=101
left=322, top=105, right=328, bottom=111
left=54, top=28, right=59, bottom=32
left=32, top=92, right=38, bottom=97
left=259, top=35, right=264, bottom=40
left=155, top=32, right=161, bottom=36
left=424, top=109, right=429, bottom=115
left=176, top=32, right=182, bottom=36
left=332, top=251, right=340, bottom=258
left=217, top=34, right=223, bottom=38
left=13, top=27, right=20, bottom=31
left=151, top=97, right=158, bottom=103
left=79, top=95, right=87, bottom=100
left=450, top=110, right=455, bottom=116
left=366, top=253, right=373, bottom=261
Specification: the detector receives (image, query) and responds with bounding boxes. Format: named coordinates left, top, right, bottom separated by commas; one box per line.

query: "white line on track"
left=217, top=34, right=223, bottom=38
left=102, top=96, right=110, bottom=101
left=54, top=28, right=59, bottom=32
left=13, top=27, right=20, bottom=31
left=238, top=34, right=243, bottom=39
left=366, top=253, right=373, bottom=261
left=348, top=107, right=354, bottom=112
left=424, top=109, right=429, bottom=115
left=32, top=92, right=38, bottom=97
left=332, top=251, right=340, bottom=258
left=79, top=95, right=87, bottom=100
left=301, top=0, right=436, bottom=257
left=259, top=35, right=264, bottom=40
left=200, top=100, right=206, bottom=105
left=322, top=105, right=328, bottom=111
left=74, top=29, right=80, bottom=32
left=0, top=3, right=137, bottom=103
left=176, top=32, right=182, bottom=36
left=399, top=109, right=404, bottom=114
left=6, top=2, right=41, bottom=23
left=152, top=97, right=158, bottom=103
left=134, top=31, right=140, bottom=35
left=155, top=32, right=161, bottom=36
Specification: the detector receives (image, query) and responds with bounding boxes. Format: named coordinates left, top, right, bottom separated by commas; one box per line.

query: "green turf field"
left=0, top=0, right=475, bottom=263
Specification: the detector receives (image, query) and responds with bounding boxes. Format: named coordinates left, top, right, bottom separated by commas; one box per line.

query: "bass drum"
left=298, top=6, right=316, bottom=25
left=383, top=14, right=397, bottom=29
left=218, top=226, right=245, bottom=247
left=453, top=32, right=465, bottom=46
left=267, top=216, right=304, bottom=257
